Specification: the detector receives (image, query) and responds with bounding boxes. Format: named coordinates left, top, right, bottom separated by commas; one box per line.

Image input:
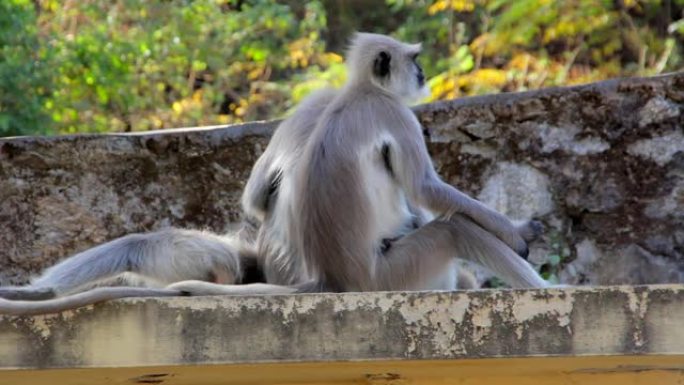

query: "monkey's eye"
left=410, top=53, right=419, bottom=61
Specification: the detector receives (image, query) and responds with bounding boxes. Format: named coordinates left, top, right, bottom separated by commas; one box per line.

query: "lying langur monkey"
left=0, top=33, right=547, bottom=315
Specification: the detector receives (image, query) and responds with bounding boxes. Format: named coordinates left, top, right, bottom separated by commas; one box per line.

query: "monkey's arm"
left=387, top=130, right=547, bottom=287
left=241, top=151, right=278, bottom=222
left=391, top=115, right=535, bottom=257
left=420, top=177, right=534, bottom=256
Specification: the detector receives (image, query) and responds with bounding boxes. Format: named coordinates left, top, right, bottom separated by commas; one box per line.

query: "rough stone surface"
left=417, top=73, right=684, bottom=285
left=0, top=285, right=682, bottom=369
left=477, top=162, right=554, bottom=220
left=0, top=123, right=277, bottom=285
left=1, top=73, right=684, bottom=286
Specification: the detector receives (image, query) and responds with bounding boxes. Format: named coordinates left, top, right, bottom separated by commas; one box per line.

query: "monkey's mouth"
left=417, top=84, right=431, bottom=101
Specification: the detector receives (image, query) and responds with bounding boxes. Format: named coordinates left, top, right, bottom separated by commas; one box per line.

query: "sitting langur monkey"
left=0, top=33, right=548, bottom=315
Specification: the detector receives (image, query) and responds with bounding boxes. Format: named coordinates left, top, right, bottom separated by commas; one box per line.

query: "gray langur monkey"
left=0, top=32, right=547, bottom=315
left=168, top=32, right=549, bottom=294
left=196, top=34, right=547, bottom=294
left=240, top=88, right=478, bottom=292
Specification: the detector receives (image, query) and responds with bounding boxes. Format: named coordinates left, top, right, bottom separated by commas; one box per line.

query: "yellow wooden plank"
left=2, top=355, right=683, bottom=385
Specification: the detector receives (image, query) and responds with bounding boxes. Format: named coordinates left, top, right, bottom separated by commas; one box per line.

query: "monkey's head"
left=346, top=32, right=430, bottom=104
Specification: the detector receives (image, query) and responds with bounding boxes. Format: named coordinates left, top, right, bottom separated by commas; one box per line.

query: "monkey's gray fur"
left=0, top=32, right=548, bottom=315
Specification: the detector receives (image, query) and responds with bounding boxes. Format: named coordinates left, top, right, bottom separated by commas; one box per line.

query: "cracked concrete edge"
left=1, top=284, right=682, bottom=369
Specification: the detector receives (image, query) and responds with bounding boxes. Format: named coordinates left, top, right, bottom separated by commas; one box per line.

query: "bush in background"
left=1, top=0, right=682, bottom=136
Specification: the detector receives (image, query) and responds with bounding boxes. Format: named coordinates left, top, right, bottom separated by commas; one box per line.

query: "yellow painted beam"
left=2, top=355, right=683, bottom=385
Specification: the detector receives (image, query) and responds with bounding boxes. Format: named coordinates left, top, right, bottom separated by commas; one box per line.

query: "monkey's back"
left=293, top=90, right=414, bottom=291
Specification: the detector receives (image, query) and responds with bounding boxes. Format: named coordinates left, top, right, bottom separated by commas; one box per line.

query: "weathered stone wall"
left=415, top=73, right=684, bottom=285
left=1, top=73, right=682, bottom=286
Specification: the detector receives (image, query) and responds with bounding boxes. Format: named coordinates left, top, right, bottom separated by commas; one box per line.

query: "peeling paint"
left=510, top=290, right=574, bottom=327
left=1, top=286, right=683, bottom=369
left=29, top=316, right=53, bottom=340
left=625, top=289, right=649, bottom=348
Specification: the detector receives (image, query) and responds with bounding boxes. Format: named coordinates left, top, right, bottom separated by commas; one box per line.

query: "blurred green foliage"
left=1, top=0, right=682, bottom=136
left=0, top=0, right=52, bottom=136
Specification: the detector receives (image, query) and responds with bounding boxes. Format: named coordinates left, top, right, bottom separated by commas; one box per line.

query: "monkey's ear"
left=373, top=51, right=391, bottom=78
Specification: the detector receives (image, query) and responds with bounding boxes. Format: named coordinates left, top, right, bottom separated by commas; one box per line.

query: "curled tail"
left=21, top=228, right=244, bottom=296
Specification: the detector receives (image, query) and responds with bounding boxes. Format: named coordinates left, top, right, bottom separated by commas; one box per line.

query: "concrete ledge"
left=2, top=285, right=683, bottom=378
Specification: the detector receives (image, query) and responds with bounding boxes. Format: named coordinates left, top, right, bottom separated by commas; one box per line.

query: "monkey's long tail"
left=164, top=279, right=326, bottom=296
left=0, top=287, right=183, bottom=316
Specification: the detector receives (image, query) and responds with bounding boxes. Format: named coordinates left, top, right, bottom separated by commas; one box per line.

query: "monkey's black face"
left=370, top=47, right=429, bottom=103
left=412, top=54, right=425, bottom=87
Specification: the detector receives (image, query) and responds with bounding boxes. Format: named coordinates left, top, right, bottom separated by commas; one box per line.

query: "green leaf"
left=548, top=254, right=561, bottom=266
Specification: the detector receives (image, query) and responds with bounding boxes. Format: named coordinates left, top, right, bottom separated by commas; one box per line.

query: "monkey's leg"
left=374, top=219, right=470, bottom=291
left=0, top=228, right=243, bottom=299
left=445, top=215, right=548, bottom=288
left=375, top=214, right=548, bottom=290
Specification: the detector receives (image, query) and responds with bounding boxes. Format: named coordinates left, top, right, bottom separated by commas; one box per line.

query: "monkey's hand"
left=517, top=220, right=544, bottom=242
left=462, top=214, right=541, bottom=259
left=475, top=216, right=545, bottom=259
left=514, top=220, right=544, bottom=259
